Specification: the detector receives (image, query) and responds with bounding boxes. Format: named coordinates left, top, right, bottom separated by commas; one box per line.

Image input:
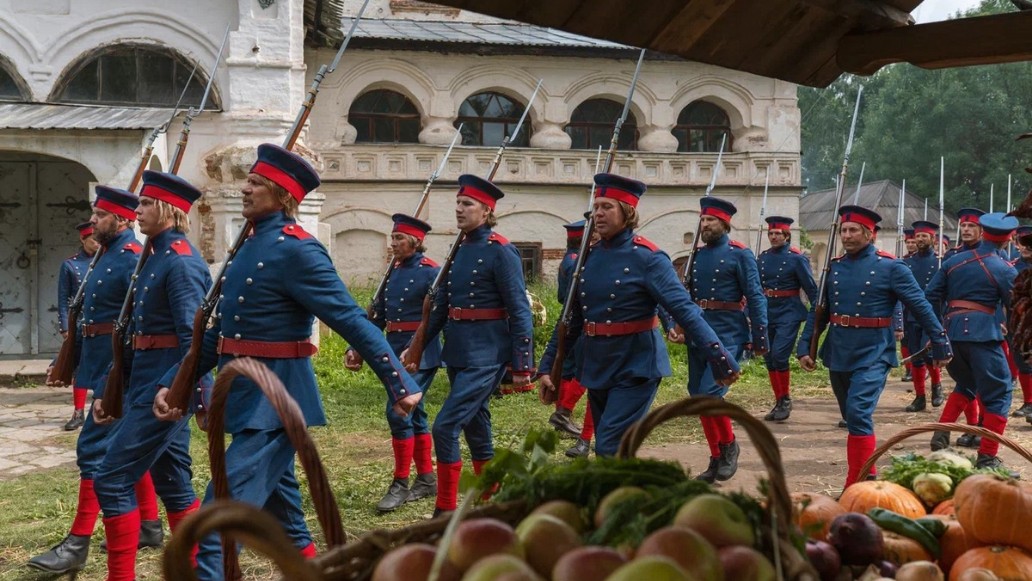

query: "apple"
left=673, top=493, right=756, bottom=548
left=636, top=526, right=722, bottom=581
left=372, top=543, right=436, bottom=581
left=447, top=518, right=523, bottom=572
left=718, top=545, right=776, bottom=581
left=515, top=513, right=582, bottom=577
left=606, top=555, right=694, bottom=581
left=461, top=554, right=539, bottom=581
left=551, top=546, right=627, bottom=581
left=594, top=486, right=650, bottom=528
left=530, top=500, right=587, bottom=533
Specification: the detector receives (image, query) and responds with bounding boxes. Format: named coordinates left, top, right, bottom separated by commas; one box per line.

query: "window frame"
left=673, top=101, right=732, bottom=153
left=454, top=91, right=531, bottom=147
left=565, top=98, right=639, bottom=151
left=349, top=88, right=421, bottom=144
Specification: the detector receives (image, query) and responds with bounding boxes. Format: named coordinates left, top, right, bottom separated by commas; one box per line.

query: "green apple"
left=515, top=513, right=582, bottom=577
left=673, top=493, right=756, bottom=548
left=636, top=526, right=722, bottom=581
left=461, top=554, right=540, bottom=581
left=606, top=556, right=696, bottom=581
left=594, top=486, right=650, bottom=528
left=447, top=518, right=523, bottom=573
left=530, top=499, right=587, bottom=533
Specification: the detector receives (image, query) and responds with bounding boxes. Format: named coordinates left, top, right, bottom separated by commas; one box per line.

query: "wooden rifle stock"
left=545, top=321, right=568, bottom=403
left=101, top=240, right=154, bottom=419
left=808, top=302, right=829, bottom=361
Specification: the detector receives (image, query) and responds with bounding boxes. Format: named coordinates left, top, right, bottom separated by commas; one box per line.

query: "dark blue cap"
left=563, top=220, right=586, bottom=235
left=75, top=221, right=93, bottom=237
left=251, top=143, right=320, bottom=202
left=700, top=197, right=737, bottom=223
left=838, top=205, right=881, bottom=231
left=94, top=185, right=139, bottom=220
left=956, top=208, right=985, bottom=224
left=391, top=213, right=432, bottom=241
left=903, top=228, right=915, bottom=239
left=457, top=174, right=505, bottom=210
left=941, top=234, right=951, bottom=244
left=979, top=212, right=1019, bottom=241
left=594, top=173, right=646, bottom=208
left=911, top=220, right=939, bottom=234
left=765, top=216, right=793, bottom=230
left=140, top=171, right=202, bottom=212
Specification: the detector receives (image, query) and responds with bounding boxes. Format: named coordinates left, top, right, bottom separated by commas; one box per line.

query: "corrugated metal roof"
left=0, top=103, right=177, bottom=130
left=800, top=179, right=960, bottom=233
left=341, top=17, right=629, bottom=49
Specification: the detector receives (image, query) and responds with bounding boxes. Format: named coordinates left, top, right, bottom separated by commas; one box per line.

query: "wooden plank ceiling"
left=425, top=0, right=1032, bottom=87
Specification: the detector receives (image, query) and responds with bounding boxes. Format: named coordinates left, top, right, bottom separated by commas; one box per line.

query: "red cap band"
left=983, top=231, right=1011, bottom=243
left=393, top=222, right=427, bottom=241
left=767, top=222, right=791, bottom=231
left=959, top=216, right=980, bottom=225
left=566, top=229, right=584, bottom=239
left=598, top=186, right=639, bottom=208
left=141, top=184, right=192, bottom=213
left=840, top=211, right=876, bottom=231
left=79, top=227, right=94, bottom=238
left=457, top=185, right=496, bottom=210
left=914, top=225, right=937, bottom=235
left=95, top=198, right=136, bottom=220
left=252, top=161, right=306, bottom=202
left=702, top=207, right=732, bottom=223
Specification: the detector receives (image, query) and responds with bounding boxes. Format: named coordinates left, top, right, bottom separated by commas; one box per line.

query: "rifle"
left=938, top=157, right=945, bottom=268
left=850, top=161, right=866, bottom=205
left=542, top=49, right=647, bottom=396
left=807, top=85, right=864, bottom=361
left=680, top=132, right=727, bottom=293
left=895, top=179, right=906, bottom=259
left=367, top=125, right=463, bottom=321
left=403, top=79, right=544, bottom=371
left=100, top=28, right=228, bottom=420
left=164, top=0, right=372, bottom=414
left=754, top=168, right=769, bottom=255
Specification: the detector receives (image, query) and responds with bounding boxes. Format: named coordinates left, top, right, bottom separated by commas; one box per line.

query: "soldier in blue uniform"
left=91, top=171, right=212, bottom=580
left=927, top=213, right=1018, bottom=470
left=401, top=174, right=534, bottom=516
left=797, top=206, right=951, bottom=487
left=900, top=228, right=916, bottom=382
left=902, top=220, right=945, bottom=412
left=28, top=188, right=163, bottom=575
left=757, top=216, right=816, bottom=422
left=538, top=174, right=740, bottom=468
left=345, top=213, right=441, bottom=512
left=944, top=208, right=985, bottom=260
left=671, top=197, right=766, bottom=482
left=153, top=144, right=423, bottom=579
left=55, top=222, right=99, bottom=431
left=1011, top=226, right=1032, bottom=418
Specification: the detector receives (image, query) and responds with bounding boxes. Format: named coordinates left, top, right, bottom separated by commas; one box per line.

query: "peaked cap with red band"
left=903, top=228, right=915, bottom=240
left=700, top=196, right=737, bottom=224
left=956, top=207, right=985, bottom=225
left=250, top=143, right=321, bottom=202
left=563, top=219, right=586, bottom=238
left=911, top=220, right=939, bottom=235
left=456, top=174, right=504, bottom=210
left=93, top=185, right=139, bottom=220
left=140, top=170, right=203, bottom=212
left=979, top=212, right=1018, bottom=243
left=391, top=213, right=432, bottom=241
left=75, top=221, right=94, bottom=238
left=838, top=204, right=881, bottom=232
left=765, top=215, right=793, bottom=231
left=594, top=173, right=646, bottom=208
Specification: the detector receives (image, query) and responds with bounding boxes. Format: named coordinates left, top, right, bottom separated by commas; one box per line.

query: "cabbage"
left=926, top=450, right=973, bottom=470
left=912, top=472, right=953, bottom=505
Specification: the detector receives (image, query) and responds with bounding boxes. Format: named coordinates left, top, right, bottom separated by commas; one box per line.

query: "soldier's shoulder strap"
left=420, top=256, right=439, bottom=268
left=170, top=239, right=193, bottom=256
left=632, top=235, right=660, bottom=252
left=124, top=241, right=142, bottom=254
left=488, top=231, right=510, bottom=245
left=729, top=239, right=747, bottom=250
left=282, top=224, right=313, bottom=240
left=875, top=249, right=896, bottom=259
left=790, top=245, right=803, bottom=254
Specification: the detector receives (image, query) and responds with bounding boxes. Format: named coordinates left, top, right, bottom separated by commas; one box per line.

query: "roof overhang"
left=0, top=103, right=177, bottom=130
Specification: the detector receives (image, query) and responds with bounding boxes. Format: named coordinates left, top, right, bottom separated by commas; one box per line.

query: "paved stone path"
left=0, top=385, right=78, bottom=479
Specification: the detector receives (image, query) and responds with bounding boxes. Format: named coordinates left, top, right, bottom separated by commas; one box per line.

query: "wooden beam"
left=798, top=0, right=914, bottom=29
left=838, top=10, right=1032, bottom=74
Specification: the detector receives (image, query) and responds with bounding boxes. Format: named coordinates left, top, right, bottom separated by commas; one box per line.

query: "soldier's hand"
left=894, top=331, right=904, bottom=341
left=933, top=358, right=951, bottom=369
left=716, top=369, right=742, bottom=387
left=44, top=365, right=58, bottom=386
left=667, top=328, right=685, bottom=343
left=752, top=345, right=768, bottom=357
left=512, top=373, right=531, bottom=388
left=392, top=392, right=423, bottom=418
left=153, top=387, right=184, bottom=422
left=400, top=348, right=418, bottom=373
left=194, top=411, right=210, bottom=432
left=343, top=349, right=363, bottom=371
left=538, top=375, right=557, bottom=404
left=92, top=399, right=114, bottom=425
left=798, top=355, right=817, bottom=372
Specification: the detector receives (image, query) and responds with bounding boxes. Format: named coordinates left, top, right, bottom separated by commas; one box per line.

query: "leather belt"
left=448, top=307, right=508, bottom=321
left=830, top=314, right=892, bottom=328
left=385, top=320, right=420, bottom=333
left=696, top=299, right=744, bottom=311
left=133, top=334, right=179, bottom=350
left=217, top=337, right=318, bottom=358
left=82, top=322, right=114, bottom=337
left=764, top=289, right=799, bottom=298
left=584, top=317, right=658, bottom=337
left=947, top=299, right=996, bottom=315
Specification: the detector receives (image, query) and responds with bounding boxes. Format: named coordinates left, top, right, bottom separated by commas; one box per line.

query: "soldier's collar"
left=251, top=211, right=291, bottom=233
left=463, top=224, right=491, bottom=241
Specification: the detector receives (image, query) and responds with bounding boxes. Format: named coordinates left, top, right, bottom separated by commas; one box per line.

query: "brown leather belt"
left=696, top=299, right=744, bottom=311
left=217, top=337, right=318, bottom=358
left=133, top=334, right=179, bottom=350
left=830, top=314, right=892, bottom=328
left=947, top=299, right=996, bottom=315
left=448, top=307, right=507, bottom=321
left=764, top=289, right=800, bottom=298
left=584, top=317, right=658, bottom=337
left=385, top=321, right=420, bottom=333
left=82, top=322, right=114, bottom=337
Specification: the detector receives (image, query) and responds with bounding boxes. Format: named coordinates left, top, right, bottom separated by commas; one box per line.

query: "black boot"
left=715, top=440, right=740, bottom=481
left=930, top=430, right=951, bottom=452
left=27, top=534, right=90, bottom=573
left=905, top=395, right=926, bottom=412
left=1013, top=403, right=1032, bottom=418
left=565, top=438, right=591, bottom=458
left=63, top=409, right=85, bottom=431
left=548, top=408, right=581, bottom=437
left=376, top=478, right=411, bottom=513
left=956, top=433, right=982, bottom=448
left=976, top=454, right=1020, bottom=478
left=407, top=473, right=437, bottom=502
left=902, top=370, right=913, bottom=382
left=695, top=457, right=720, bottom=484
left=764, top=397, right=792, bottom=422
left=432, top=507, right=453, bottom=519
left=837, top=419, right=847, bottom=429
left=931, top=384, right=944, bottom=407
left=101, top=518, right=165, bottom=553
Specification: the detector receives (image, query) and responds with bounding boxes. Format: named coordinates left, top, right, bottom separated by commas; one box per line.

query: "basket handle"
left=855, top=421, right=1032, bottom=482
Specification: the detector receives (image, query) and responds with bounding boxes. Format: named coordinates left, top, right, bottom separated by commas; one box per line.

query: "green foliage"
left=880, top=451, right=1014, bottom=493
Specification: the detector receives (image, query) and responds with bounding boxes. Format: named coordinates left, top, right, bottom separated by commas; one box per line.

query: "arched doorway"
left=0, top=152, right=96, bottom=357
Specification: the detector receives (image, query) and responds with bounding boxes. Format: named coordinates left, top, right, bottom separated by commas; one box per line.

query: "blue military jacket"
left=126, top=229, right=212, bottom=409
left=76, top=228, right=142, bottom=395
left=902, top=247, right=941, bottom=324
left=943, top=241, right=979, bottom=261
left=161, top=211, right=419, bottom=433
left=556, top=248, right=581, bottom=379
left=58, top=249, right=93, bottom=333
left=797, top=243, right=950, bottom=371
left=689, top=234, right=768, bottom=350
left=1014, top=257, right=1032, bottom=274
left=539, top=228, right=736, bottom=388
left=372, top=252, right=442, bottom=369
left=422, top=224, right=535, bottom=373
left=757, top=243, right=817, bottom=324
left=925, top=241, right=1017, bottom=343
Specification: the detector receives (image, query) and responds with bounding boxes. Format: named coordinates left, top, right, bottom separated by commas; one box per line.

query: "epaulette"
left=488, top=232, right=510, bottom=245
left=876, top=249, right=896, bottom=259
left=170, top=239, right=193, bottom=256
left=790, top=246, right=802, bottom=254
left=729, top=239, right=747, bottom=249
left=632, top=235, right=660, bottom=252
left=282, top=224, right=312, bottom=240
left=420, top=257, right=439, bottom=267
left=124, top=241, right=142, bottom=254
left=569, top=253, right=578, bottom=261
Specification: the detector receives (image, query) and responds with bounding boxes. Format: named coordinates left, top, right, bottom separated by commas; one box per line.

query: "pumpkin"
left=839, top=480, right=926, bottom=519
left=791, top=492, right=846, bottom=540
left=928, top=514, right=983, bottom=575
left=949, top=546, right=1032, bottom=581
left=954, top=568, right=1000, bottom=581
left=954, top=475, right=1032, bottom=554
left=882, top=530, right=933, bottom=566
left=932, top=499, right=955, bottom=516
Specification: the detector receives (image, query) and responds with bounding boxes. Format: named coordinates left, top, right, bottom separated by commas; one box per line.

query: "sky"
left=912, top=0, right=983, bottom=23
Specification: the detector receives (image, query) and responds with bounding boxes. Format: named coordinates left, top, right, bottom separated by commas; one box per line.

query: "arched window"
left=349, top=89, right=420, bottom=143
left=0, top=65, right=23, bottom=101
left=565, top=99, right=638, bottom=151
left=455, top=92, right=530, bottom=147
left=54, top=44, right=217, bottom=108
left=674, top=101, right=732, bottom=153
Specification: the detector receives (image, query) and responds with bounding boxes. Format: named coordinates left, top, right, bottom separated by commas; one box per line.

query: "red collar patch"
left=729, top=239, right=747, bottom=249
left=876, top=249, right=896, bottom=259
left=420, top=256, right=439, bottom=267
left=124, top=241, right=142, bottom=254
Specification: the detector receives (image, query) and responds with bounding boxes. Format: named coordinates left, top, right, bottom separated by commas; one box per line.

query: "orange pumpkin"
left=932, top=499, right=956, bottom=516
left=791, top=492, right=846, bottom=541
left=949, top=546, right=1032, bottom=581
left=839, top=480, right=926, bottom=519
left=928, top=514, right=983, bottom=575
left=954, top=475, right=1032, bottom=554
left=882, top=530, right=932, bottom=566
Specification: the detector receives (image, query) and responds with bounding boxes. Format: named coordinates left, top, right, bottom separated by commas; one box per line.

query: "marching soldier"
left=757, top=216, right=816, bottom=422
left=91, top=172, right=211, bottom=580
left=797, top=206, right=951, bottom=487
left=903, top=228, right=917, bottom=257
left=900, top=228, right=916, bottom=382
left=902, top=220, right=945, bottom=412
left=154, top=144, right=423, bottom=579
left=344, top=214, right=441, bottom=513
left=674, top=197, right=766, bottom=482
left=28, top=188, right=162, bottom=575
left=1011, top=226, right=1032, bottom=418
left=55, top=221, right=99, bottom=431
left=944, top=208, right=985, bottom=259
left=401, top=175, right=535, bottom=516
left=538, top=174, right=740, bottom=469
left=928, top=213, right=1018, bottom=470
